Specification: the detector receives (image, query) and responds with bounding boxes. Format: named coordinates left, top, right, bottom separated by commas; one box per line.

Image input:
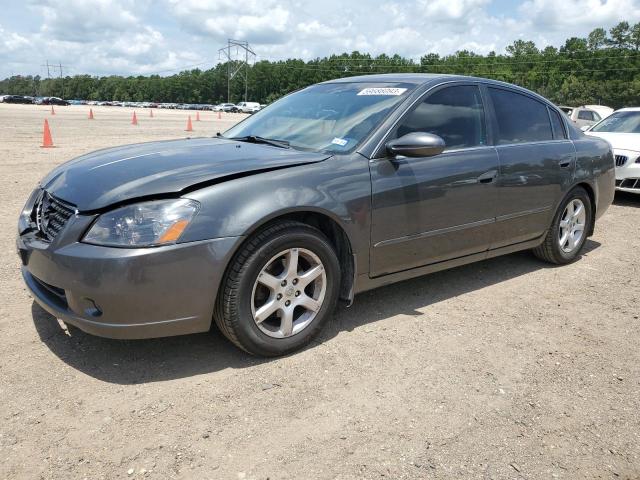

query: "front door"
left=369, top=84, right=499, bottom=277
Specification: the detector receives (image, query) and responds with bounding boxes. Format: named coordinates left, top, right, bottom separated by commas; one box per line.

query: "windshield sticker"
left=331, top=137, right=348, bottom=147
left=357, top=87, right=407, bottom=96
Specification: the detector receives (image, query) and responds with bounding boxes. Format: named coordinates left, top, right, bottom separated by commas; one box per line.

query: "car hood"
left=41, top=137, right=329, bottom=211
left=586, top=132, right=640, bottom=153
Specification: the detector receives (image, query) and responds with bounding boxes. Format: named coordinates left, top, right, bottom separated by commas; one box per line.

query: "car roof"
left=616, top=107, right=640, bottom=112
left=320, top=73, right=555, bottom=107
left=322, top=73, right=457, bottom=85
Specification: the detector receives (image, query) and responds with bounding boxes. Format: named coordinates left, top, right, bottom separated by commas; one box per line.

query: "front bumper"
left=18, top=230, right=241, bottom=339
left=614, top=149, right=640, bottom=194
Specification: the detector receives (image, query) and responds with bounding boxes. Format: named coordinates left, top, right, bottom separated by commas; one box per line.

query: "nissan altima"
left=17, top=74, right=615, bottom=356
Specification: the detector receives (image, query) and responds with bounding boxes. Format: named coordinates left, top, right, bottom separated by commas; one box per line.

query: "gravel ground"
left=1, top=103, right=639, bottom=480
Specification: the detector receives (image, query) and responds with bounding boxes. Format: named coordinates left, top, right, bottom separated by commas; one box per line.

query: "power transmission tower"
left=41, top=60, right=52, bottom=79
left=57, top=62, right=68, bottom=98
left=218, top=39, right=255, bottom=103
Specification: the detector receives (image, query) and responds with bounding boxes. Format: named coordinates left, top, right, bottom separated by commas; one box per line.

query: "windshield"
left=591, top=111, right=640, bottom=133
left=224, top=82, right=415, bottom=153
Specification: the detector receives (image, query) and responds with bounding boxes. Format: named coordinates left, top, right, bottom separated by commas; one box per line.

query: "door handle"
left=478, top=170, right=498, bottom=184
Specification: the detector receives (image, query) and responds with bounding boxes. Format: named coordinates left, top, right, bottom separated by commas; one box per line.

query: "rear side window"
left=549, top=108, right=567, bottom=140
left=489, top=88, right=553, bottom=144
left=578, top=110, right=594, bottom=121
left=396, top=85, right=487, bottom=150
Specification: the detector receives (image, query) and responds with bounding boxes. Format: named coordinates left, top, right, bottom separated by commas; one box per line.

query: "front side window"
left=590, top=110, right=640, bottom=133
left=489, top=88, right=553, bottom=144
left=394, top=85, right=487, bottom=150
left=224, top=82, right=415, bottom=153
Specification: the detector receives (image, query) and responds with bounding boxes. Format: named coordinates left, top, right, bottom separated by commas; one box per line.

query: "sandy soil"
left=1, top=103, right=639, bottom=480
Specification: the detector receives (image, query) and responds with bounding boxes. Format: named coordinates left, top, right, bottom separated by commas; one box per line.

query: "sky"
left=1, top=0, right=639, bottom=79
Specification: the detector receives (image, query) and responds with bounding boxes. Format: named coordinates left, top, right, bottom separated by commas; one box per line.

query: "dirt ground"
left=1, top=102, right=639, bottom=480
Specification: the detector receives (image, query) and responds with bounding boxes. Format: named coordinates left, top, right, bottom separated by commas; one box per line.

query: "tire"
left=215, top=221, right=341, bottom=356
left=533, top=187, right=593, bottom=264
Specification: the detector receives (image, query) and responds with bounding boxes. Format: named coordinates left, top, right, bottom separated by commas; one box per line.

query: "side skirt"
left=353, top=233, right=546, bottom=296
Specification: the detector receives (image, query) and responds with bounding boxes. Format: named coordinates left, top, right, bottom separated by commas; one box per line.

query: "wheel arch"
left=574, top=181, right=597, bottom=236
left=225, top=208, right=356, bottom=304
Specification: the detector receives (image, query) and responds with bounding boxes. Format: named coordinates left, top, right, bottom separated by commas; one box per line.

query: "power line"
left=255, top=53, right=640, bottom=69
left=253, top=62, right=640, bottom=74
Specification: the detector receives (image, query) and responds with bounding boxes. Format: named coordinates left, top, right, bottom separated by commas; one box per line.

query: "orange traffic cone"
left=41, top=119, right=54, bottom=148
left=185, top=115, right=193, bottom=132
left=88, top=108, right=94, bottom=120
left=131, top=111, right=138, bottom=125
left=50, top=105, right=55, bottom=115
left=217, top=111, right=221, bottom=120
left=150, top=109, right=154, bottom=118
left=195, top=111, right=201, bottom=121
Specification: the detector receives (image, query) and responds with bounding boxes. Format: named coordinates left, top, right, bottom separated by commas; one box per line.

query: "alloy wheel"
left=558, top=198, right=586, bottom=253
left=251, top=248, right=327, bottom=338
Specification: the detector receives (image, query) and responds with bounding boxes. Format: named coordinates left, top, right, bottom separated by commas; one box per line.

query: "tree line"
left=2, top=22, right=640, bottom=109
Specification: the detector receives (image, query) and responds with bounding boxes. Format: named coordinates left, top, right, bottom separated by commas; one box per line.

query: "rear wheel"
left=215, top=221, right=340, bottom=356
left=533, top=187, right=592, bottom=264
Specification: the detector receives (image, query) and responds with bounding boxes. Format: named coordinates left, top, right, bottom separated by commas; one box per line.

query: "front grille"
left=34, top=191, right=76, bottom=241
left=619, top=178, right=640, bottom=190
left=615, top=155, right=628, bottom=167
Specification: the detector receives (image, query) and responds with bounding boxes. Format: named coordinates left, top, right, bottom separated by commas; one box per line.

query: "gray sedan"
left=17, top=74, right=615, bottom=356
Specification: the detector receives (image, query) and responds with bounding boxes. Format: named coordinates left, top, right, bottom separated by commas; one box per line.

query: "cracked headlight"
left=83, top=199, right=199, bottom=247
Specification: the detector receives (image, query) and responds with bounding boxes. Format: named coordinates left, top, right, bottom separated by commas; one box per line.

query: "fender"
left=179, top=154, right=373, bottom=277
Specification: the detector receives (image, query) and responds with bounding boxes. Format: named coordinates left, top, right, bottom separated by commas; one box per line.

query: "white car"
left=584, top=105, right=614, bottom=120
left=236, top=101, right=261, bottom=113
left=586, top=107, right=640, bottom=193
left=560, top=105, right=613, bottom=129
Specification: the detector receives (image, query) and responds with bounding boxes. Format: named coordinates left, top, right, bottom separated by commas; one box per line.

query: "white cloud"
left=0, top=25, right=31, bottom=52
left=30, top=0, right=139, bottom=42
left=169, top=0, right=291, bottom=44
left=1, top=0, right=639, bottom=78
left=520, top=0, right=640, bottom=29
left=417, top=0, right=491, bottom=20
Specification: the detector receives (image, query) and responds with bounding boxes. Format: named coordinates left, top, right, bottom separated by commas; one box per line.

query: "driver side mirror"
left=386, top=132, right=446, bottom=158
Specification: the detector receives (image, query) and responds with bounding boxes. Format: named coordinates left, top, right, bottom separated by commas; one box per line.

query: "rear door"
left=486, top=87, right=576, bottom=248
left=369, top=83, right=499, bottom=277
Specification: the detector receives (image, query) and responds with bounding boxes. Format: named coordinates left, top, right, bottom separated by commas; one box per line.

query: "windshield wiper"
left=227, top=135, right=290, bottom=149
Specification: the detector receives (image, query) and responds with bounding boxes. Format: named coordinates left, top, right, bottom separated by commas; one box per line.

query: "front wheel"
left=215, top=221, right=340, bottom=356
left=533, top=187, right=593, bottom=264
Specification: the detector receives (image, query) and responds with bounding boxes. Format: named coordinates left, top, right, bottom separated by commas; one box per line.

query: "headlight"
left=83, top=199, right=199, bottom=247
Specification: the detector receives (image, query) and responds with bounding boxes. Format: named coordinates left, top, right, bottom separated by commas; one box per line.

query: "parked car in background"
left=586, top=108, right=640, bottom=194
left=219, top=103, right=238, bottom=112
left=560, top=105, right=613, bottom=129
left=3, top=95, right=33, bottom=104
left=43, top=97, right=70, bottom=106
left=236, top=102, right=261, bottom=113
left=17, top=74, right=614, bottom=356
left=584, top=105, right=614, bottom=120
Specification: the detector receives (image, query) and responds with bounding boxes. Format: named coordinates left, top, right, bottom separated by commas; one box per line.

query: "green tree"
left=587, top=28, right=608, bottom=50
left=609, top=21, right=631, bottom=48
